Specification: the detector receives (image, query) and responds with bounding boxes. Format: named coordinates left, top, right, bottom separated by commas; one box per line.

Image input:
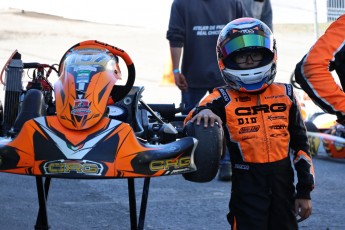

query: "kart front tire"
left=183, top=121, right=223, bottom=183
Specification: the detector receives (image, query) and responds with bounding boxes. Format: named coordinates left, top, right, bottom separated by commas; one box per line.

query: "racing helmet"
left=216, top=17, right=277, bottom=93
left=55, top=44, right=121, bottom=130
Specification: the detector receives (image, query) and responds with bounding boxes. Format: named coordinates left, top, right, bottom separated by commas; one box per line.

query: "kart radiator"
left=2, top=53, right=23, bottom=136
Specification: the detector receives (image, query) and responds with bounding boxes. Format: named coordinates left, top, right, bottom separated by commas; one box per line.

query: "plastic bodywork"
left=0, top=115, right=197, bottom=178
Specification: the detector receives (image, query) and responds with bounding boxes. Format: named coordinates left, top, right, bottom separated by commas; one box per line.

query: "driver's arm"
left=184, top=90, right=226, bottom=127
left=189, top=109, right=222, bottom=127
left=294, top=14, right=345, bottom=123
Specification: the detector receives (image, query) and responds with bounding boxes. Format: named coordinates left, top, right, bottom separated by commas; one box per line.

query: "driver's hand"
left=174, top=72, right=188, bottom=91
left=295, top=199, right=312, bottom=222
left=190, top=109, right=222, bottom=127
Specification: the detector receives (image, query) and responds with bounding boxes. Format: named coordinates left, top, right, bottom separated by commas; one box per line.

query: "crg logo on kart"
left=149, top=157, right=191, bottom=171
left=71, top=99, right=91, bottom=116
left=43, top=159, right=104, bottom=176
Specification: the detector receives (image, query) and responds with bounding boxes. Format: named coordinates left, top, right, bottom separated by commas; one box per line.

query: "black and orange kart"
left=0, top=40, right=223, bottom=230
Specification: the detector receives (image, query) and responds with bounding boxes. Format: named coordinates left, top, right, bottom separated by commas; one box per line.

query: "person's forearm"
left=170, top=47, right=182, bottom=70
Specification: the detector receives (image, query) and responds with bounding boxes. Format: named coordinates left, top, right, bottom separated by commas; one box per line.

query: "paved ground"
left=0, top=155, right=344, bottom=230
left=0, top=9, right=344, bottom=230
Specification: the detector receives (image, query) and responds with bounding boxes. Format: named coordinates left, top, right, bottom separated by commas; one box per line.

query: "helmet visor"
left=220, top=34, right=273, bottom=59
left=63, top=48, right=118, bottom=73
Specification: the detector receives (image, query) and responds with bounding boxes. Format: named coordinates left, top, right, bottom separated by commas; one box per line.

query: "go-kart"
left=0, top=40, right=224, bottom=230
left=290, top=72, right=345, bottom=161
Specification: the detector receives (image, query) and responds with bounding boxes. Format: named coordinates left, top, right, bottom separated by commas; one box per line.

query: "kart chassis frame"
left=34, top=176, right=151, bottom=230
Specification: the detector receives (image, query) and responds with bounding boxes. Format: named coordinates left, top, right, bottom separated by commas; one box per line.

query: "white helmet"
left=216, top=17, right=277, bottom=93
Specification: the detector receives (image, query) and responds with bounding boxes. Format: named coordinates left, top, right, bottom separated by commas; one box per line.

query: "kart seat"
left=13, top=89, right=46, bottom=133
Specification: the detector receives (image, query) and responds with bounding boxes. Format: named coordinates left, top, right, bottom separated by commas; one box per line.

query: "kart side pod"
left=0, top=90, right=202, bottom=178
left=0, top=116, right=199, bottom=178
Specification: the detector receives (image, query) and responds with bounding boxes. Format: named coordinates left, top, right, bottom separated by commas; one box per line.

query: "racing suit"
left=295, top=14, right=345, bottom=124
left=185, top=83, right=315, bottom=230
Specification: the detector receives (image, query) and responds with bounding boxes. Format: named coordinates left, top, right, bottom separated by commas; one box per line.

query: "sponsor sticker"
left=234, top=164, right=250, bottom=170
left=71, top=99, right=91, bottom=116
left=267, top=115, right=287, bottom=121
left=76, top=70, right=90, bottom=83
left=269, top=133, right=288, bottom=137
left=269, top=124, right=288, bottom=130
left=239, top=125, right=260, bottom=134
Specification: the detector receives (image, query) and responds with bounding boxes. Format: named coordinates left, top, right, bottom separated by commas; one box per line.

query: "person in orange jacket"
left=184, top=18, right=315, bottom=229
left=294, top=14, right=345, bottom=125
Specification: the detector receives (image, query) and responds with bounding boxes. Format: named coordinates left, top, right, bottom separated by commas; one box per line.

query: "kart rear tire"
left=182, top=121, right=223, bottom=183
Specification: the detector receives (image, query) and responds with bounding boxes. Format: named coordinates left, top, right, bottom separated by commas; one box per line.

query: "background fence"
left=327, top=0, right=345, bottom=21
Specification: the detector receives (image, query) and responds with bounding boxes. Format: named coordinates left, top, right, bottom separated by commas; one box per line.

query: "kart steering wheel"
left=58, top=40, right=135, bottom=103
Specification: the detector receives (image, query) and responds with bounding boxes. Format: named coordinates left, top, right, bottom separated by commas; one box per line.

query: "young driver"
left=184, top=18, right=315, bottom=229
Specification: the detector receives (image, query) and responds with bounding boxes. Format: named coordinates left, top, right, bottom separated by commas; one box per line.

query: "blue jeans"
left=181, top=88, right=213, bottom=115
left=220, top=148, right=230, bottom=165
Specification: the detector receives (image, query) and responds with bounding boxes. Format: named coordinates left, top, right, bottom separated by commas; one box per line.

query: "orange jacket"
left=295, top=14, right=345, bottom=122
left=185, top=83, right=315, bottom=198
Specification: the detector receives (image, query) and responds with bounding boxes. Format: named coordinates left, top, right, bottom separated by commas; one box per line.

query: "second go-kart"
left=0, top=40, right=224, bottom=229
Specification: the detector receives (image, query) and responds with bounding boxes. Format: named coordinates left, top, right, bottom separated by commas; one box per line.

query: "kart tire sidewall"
left=183, top=121, right=223, bottom=183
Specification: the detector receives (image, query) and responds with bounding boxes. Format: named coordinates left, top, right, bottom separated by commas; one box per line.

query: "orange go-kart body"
left=0, top=40, right=222, bottom=230
left=0, top=115, right=197, bottom=178
left=0, top=40, right=199, bottom=178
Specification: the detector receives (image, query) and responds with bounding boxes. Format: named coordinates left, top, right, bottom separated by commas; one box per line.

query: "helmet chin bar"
left=239, top=81, right=268, bottom=93
left=223, top=63, right=274, bottom=92
left=238, top=65, right=272, bottom=84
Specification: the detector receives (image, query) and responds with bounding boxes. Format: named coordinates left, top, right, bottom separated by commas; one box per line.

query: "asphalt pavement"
left=0, top=9, right=344, bottom=230
left=0, top=157, right=344, bottom=230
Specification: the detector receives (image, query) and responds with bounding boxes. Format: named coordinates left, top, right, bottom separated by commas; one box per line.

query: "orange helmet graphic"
left=56, top=40, right=135, bottom=130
